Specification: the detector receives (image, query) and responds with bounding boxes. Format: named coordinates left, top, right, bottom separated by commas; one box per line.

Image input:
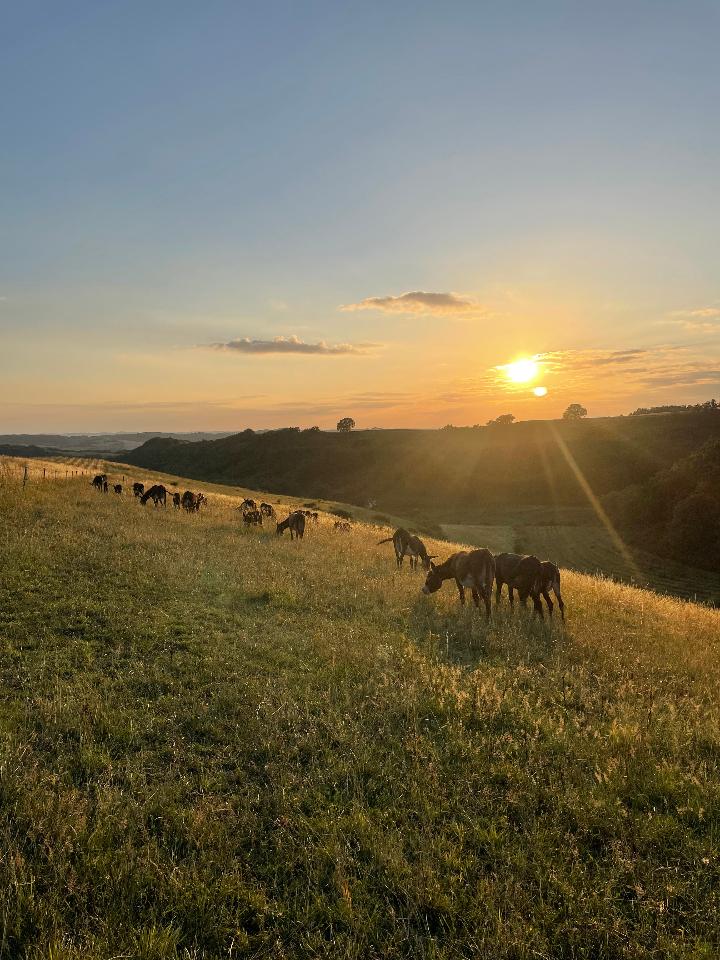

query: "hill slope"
left=119, top=413, right=720, bottom=515
left=1, top=470, right=720, bottom=957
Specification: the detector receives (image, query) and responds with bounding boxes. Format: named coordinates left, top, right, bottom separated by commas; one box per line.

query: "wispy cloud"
left=340, top=291, right=483, bottom=317
left=666, top=306, right=720, bottom=333
left=204, top=335, right=379, bottom=356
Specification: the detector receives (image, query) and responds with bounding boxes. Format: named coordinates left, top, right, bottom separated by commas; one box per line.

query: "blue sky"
left=2, top=1, right=719, bottom=430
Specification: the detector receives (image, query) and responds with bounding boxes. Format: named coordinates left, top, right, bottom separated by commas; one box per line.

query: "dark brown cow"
left=140, top=484, right=167, bottom=507
left=421, top=549, right=495, bottom=618
left=277, top=511, right=305, bottom=540
left=91, top=473, right=107, bottom=491
left=172, top=492, right=181, bottom=509
left=113, top=483, right=122, bottom=495
left=539, top=560, right=565, bottom=620
left=180, top=491, right=206, bottom=513
left=378, top=528, right=436, bottom=571
left=494, top=553, right=545, bottom=618
left=133, top=481, right=144, bottom=498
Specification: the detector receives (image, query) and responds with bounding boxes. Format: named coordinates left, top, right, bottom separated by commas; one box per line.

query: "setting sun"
left=503, top=358, right=539, bottom=383
left=533, top=386, right=548, bottom=397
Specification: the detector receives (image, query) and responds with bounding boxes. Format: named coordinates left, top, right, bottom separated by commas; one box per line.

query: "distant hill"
left=118, top=412, right=720, bottom=517
left=0, top=431, right=236, bottom=456
left=606, top=437, right=720, bottom=571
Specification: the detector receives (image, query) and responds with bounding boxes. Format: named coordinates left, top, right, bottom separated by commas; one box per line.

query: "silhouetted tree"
left=487, top=414, right=515, bottom=426
left=563, top=403, right=588, bottom=421
left=336, top=417, right=355, bottom=432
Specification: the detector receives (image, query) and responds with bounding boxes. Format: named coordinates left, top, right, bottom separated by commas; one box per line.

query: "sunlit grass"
left=1, top=469, right=719, bottom=958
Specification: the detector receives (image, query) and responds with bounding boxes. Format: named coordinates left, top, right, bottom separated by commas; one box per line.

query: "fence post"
left=23, top=464, right=28, bottom=488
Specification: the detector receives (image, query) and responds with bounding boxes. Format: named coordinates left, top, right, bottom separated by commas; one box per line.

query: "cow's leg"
left=479, top=587, right=492, bottom=619
left=554, top=586, right=565, bottom=621
left=508, top=585, right=515, bottom=608
left=495, top=579, right=503, bottom=605
left=471, top=587, right=480, bottom=608
left=542, top=590, right=554, bottom=617
left=455, top=580, right=466, bottom=605
left=532, top=593, right=544, bottom=619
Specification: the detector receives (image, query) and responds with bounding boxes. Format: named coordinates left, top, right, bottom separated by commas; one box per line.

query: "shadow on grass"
left=407, top=593, right=565, bottom=671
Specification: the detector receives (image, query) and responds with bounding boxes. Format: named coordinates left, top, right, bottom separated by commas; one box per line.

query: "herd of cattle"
left=91, top=473, right=565, bottom=621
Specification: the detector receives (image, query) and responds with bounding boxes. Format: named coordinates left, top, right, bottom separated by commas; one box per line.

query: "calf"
left=243, top=509, right=263, bottom=526
left=172, top=492, right=181, bottom=509
left=421, top=549, right=495, bottom=618
left=133, top=481, right=144, bottom=498
left=91, top=473, right=107, bottom=491
left=494, top=553, right=545, bottom=619
left=276, top=511, right=305, bottom=540
left=113, top=483, right=122, bottom=495
left=260, top=502, right=275, bottom=518
left=378, top=528, right=436, bottom=571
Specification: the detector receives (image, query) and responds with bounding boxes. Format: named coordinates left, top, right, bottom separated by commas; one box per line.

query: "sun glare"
left=503, top=358, right=539, bottom=383
left=533, top=386, right=548, bottom=397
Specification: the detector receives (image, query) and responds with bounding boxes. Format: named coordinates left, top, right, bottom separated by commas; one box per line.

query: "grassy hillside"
left=2, top=468, right=720, bottom=957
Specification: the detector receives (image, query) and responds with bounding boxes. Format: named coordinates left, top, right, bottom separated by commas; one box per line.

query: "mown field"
left=2, top=466, right=720, bottom=958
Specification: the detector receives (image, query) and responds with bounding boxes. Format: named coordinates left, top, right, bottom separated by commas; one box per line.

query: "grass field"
left=2, top=466, right=720, bottom=958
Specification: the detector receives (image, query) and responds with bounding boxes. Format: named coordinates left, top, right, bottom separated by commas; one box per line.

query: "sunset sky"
left=2, top=1, right=719, bottom=432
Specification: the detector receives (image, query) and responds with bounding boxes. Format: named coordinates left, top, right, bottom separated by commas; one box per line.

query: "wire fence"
left=0, top=456, right=112, bottom=486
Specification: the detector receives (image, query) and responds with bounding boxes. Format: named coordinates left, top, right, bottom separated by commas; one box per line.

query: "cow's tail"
left=377, top=537, right=393, bottom=545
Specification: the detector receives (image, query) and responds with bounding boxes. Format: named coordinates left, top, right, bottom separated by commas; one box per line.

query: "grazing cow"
left=494, top=553, right=545, bottom=619
left=172, top=492, right=181, bottom=509
left=180, top=491, right=206, bottom=513
left=133, top=481, right=144, bottom=498
left=243, top=509, right=263, bottom=526
left=113, top=483, right=122, bottom=495
left=378, top=528, right=436, bottom=571
left=334, top=519, right=351, bottom=532
left=102, top=479, right=109, bottom=493
left=241, top=498, right=257, bottom=512
left=539, top=560, right=565, bottom=620
left=260, top=502, right=275, bottom=519
left=421, top=549, right=495, bottom=619
left=91, top=473, right=107, bottom=491
left=139, top=484, right=167, bottom=507
left=276, top=511, right=305, bottom=540
left=311, top=512, right=319, bottom=523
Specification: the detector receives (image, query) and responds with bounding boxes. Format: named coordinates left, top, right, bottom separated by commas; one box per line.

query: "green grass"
left=2, top=471, right=720, bottom=958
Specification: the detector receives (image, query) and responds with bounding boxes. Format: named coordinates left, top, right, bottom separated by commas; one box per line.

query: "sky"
left=1, top=0, right=719, bottom=432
